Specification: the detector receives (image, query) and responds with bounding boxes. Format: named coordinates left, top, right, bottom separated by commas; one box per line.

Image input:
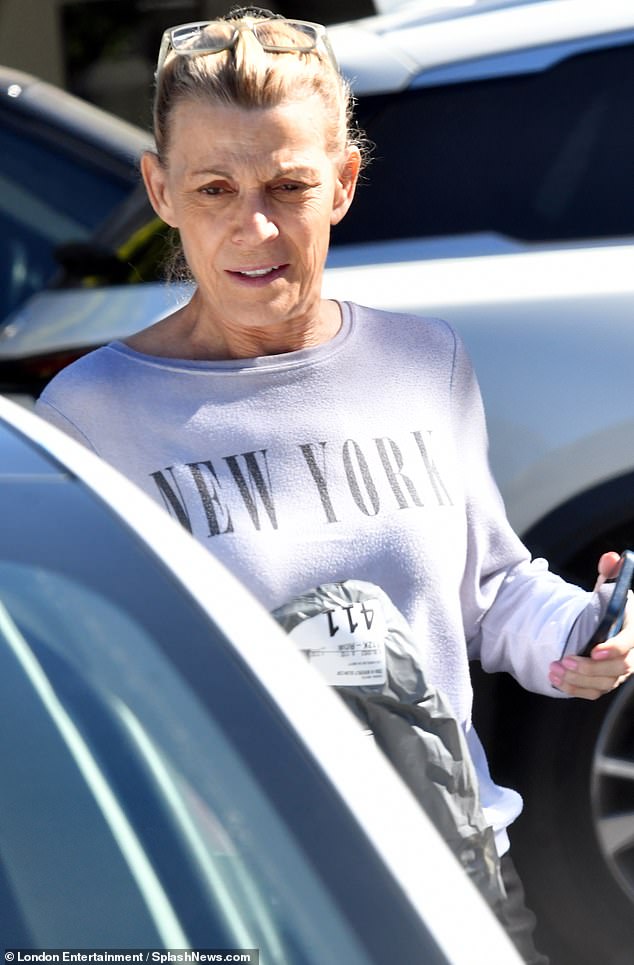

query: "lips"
left=226, top=264, right=287, bottom=282
left=236, top=266, right=281, bottom=277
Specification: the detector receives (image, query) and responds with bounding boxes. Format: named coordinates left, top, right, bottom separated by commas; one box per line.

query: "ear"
left=140, top=151, right=178, bottom=227
left=330, top=147, right=361, bottom=226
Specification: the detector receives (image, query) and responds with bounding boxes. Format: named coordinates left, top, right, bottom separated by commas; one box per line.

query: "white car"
left=0, top=394, right=521, bottom=961
left=0, top=3, right=633, bottom=962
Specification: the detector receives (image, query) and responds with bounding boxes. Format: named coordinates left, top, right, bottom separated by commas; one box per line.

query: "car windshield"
left=0, top=559, right=379, bottom=957
left=0, top=118, right=133, bottom=320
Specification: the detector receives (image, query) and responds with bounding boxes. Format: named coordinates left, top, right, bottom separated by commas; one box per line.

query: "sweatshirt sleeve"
left=35, top=396, right=98, bottom=453
left=449, top=330, right=601, bottom=695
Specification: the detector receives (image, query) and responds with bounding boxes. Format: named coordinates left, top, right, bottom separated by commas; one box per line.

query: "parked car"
left=0, top=393, right=522, bottom=960
left=0, top=65, right=152, bottom=323
left=1, top=2, right=634, bottom=961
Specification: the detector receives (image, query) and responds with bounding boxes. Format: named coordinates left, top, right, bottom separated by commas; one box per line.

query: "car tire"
left=502, top=680, right=634, bottom=965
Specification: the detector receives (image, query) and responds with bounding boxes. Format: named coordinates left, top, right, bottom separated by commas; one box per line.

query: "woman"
left=36, top=9, right=633, bottom=961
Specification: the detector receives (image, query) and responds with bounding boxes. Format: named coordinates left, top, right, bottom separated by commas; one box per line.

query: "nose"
left=231, top=194, right=279, bottom=246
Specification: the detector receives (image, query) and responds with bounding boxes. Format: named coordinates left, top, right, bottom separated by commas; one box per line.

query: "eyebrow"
left=187, top=167, right=232, bottom=179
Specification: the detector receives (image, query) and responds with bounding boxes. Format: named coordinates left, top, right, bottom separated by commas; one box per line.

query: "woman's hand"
left=549, top=552, right=634, bottom=699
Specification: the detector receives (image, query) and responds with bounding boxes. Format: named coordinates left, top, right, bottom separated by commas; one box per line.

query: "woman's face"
left=142, top=94, right=359, bottom=341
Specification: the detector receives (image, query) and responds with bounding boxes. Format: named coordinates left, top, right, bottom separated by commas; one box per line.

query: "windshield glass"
left=0, top=118, right=132, bottom=319
left=0, top=559, right=374, bottom=959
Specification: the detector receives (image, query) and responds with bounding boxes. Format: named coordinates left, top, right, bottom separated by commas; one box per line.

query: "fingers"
left=597, top=551, right=621, bottom=582
left=549, top=653, right=634, bottom=701
left=550, top=569, right=634, bottom=700
left=590, top=595, right=634, bottom=660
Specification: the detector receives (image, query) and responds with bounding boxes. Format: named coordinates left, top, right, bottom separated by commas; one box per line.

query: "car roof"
left=329, top=0, right=634, bottom=93
left=0, top=64, right=153, bottom=166
left=373, top=0, right=557, bottom=25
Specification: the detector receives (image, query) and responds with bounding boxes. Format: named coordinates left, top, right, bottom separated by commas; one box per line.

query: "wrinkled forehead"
left=165, top=95, right=336, bottom=169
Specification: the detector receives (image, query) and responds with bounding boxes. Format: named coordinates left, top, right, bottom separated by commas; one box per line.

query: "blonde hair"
left=152, top=11, right=365, bottom=164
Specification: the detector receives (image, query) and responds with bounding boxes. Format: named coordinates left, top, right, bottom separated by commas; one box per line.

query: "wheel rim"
left=591, top=677, right=634, bottom=902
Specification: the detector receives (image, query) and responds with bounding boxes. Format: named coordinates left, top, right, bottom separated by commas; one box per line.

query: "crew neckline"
left=108, top=301, right=354, bottom=374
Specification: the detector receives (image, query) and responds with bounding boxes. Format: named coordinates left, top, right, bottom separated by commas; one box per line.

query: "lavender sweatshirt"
left=37, top=301, right=603, bottom=852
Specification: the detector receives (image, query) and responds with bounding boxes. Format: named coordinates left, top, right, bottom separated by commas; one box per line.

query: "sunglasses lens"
left=253, top=20, right=318, bottom=51
left=171, top=22, right=234, bottom=52
left=160, top=19, right=330, bottom=74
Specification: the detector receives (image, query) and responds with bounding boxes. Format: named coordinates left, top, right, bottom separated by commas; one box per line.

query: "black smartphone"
left=580, top=550, right=634, bottom=657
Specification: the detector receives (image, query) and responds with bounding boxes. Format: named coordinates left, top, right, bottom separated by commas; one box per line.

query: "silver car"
left=0, top=394, right=522, bottom=961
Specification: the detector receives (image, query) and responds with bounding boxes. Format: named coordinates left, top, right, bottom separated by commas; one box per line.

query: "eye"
left=198, top=181, right=233, bottom=197
left=271, top=180, right=315, bottom=201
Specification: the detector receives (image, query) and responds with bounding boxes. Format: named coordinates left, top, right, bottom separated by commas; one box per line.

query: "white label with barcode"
left=288, top=599, right=387, bottom=687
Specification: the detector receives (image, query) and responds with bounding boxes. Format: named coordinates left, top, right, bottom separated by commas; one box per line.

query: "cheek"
left=295, top=198, right=336, bottom=246
left=178, top=226, right=216, bottom=279
left=178, top=209, right=221, bottom=256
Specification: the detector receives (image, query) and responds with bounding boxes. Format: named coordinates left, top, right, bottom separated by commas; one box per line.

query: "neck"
left=156, top=292, right=342, bottom=360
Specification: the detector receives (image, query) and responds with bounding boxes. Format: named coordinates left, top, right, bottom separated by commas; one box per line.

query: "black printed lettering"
left=299, top=442, right=339, bottom=523
left=361, top=602, right=374, bottom=630
left=326, top=604, right=362, bottom=637
left=187, top=461, right=234, bottom=537
left=412, top=430, right=453, bottom=506
left=342, top=439, right=380, bottom=516
left=223, top=450, right=278, bottom=530
left=344, top=605, right=358, bottom=633
left=375, top=437, right=424, bottom=509
left=150, top=468, right=192, bottom=532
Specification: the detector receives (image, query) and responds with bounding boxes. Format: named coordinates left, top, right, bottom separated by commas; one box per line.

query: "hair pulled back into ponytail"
left=152, top=8, right=367, bottom=167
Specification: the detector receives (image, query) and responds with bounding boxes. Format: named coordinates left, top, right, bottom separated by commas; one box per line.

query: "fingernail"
left=592, top=649, right=612, bottom=660
left=562, top=657, right=578, bottom=671
left=549, top=671, right=563, bottom=687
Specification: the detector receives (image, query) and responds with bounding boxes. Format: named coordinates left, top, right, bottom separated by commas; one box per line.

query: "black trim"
left=522, top=470, right=634, bottom=571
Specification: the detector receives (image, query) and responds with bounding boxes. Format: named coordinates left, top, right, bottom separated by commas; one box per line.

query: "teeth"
left=240, top=266, right=280, bottom=277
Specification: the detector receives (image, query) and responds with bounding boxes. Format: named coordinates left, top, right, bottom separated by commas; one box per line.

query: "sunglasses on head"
left=155, top=17, right=338, bottom=79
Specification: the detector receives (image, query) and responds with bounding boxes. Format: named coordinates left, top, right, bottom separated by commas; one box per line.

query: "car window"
left=0, top=469, right=447, bottom=962
left=0, top=562, right=376, bottom=956
left=0, top=114, right=134, bottom=319
left=333, top=40, right=634, bottom=247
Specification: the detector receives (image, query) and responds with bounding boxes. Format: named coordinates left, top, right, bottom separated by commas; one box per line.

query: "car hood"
left=0, top=283, right=193, bottom=359
left=0, top=242, right=632, bottom=359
